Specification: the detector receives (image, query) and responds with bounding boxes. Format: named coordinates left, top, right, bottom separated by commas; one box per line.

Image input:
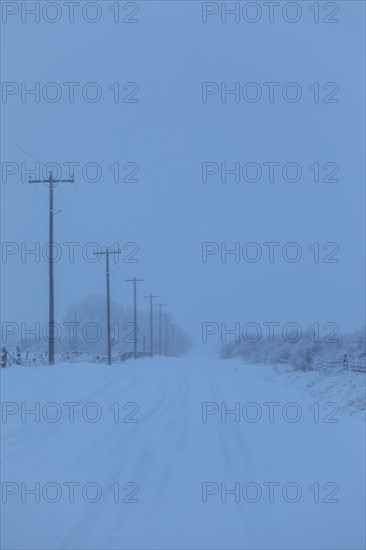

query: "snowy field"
left=1, top=356, right=365, bottom=550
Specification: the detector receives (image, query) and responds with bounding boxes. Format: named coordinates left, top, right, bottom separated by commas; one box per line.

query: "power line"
left=1, top=133, right=49, bottom=209
left=2, top=132, right=77, bottom=237
left=1, top=131, right=41, bottom=163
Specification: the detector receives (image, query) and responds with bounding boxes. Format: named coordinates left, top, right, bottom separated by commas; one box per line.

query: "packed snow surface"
left=1, top=356, right=365, bottom=549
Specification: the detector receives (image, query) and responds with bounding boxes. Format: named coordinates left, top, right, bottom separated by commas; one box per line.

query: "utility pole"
left=74, top=310, right=79, bottom=351
left=125, top=277, right=145, bottom=359
left=144, top=294, right=159, bottom=358
left=176, top=326, right=183, bottom=355
left=94, top=247, right=121, bottom=365
left=155, top=303, right=167, bottom=356
left=171, top=323, right=175, bottom=355
left=164, top=313, right=170, bottom=356
left=29, top=171, right=74, bottom=365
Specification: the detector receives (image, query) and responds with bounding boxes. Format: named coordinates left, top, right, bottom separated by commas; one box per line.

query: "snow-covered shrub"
left=221, top=327, right=366, bottom=371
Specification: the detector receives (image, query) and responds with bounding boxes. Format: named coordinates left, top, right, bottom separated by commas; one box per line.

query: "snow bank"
left=247, top=363, right=366, bottom=419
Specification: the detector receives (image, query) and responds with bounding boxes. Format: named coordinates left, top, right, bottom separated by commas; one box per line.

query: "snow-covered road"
left=1, top=356, right=365, bottom=549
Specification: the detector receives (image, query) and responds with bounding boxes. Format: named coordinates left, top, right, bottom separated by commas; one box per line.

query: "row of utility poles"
left=94, top=246, right=174, bottom=365
left=29, top=172, right=181, bottom=365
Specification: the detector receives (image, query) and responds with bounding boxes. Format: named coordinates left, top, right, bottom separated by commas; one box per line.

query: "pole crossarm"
left=94, top=248, right=122, bottom=258
left=29, top=171, right=74, bottom=185
left=30, top=178, right=75, bottom=183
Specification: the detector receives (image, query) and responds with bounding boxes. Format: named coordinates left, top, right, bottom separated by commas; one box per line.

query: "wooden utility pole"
left=94, top=248, right=121, bottom=365
left=164, top=313, right=170, bottom=356
left=74, top=310, right=79, bottom=351
left=29, top=172, right=74, bottom=365
left=155, top=303, right=167, bottom=356
left=170, top=323, right=176, bottom=354
left=144, top=294, right=159, bottom=358
left=125, top=277, right=145, bottom=359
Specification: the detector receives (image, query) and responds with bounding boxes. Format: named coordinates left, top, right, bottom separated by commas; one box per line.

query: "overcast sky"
left=1, top=1, right=365, bottom=349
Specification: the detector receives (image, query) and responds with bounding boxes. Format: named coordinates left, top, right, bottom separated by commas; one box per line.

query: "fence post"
left=343, top=353, right=349, bottom=370
left=1, top=346, right=8, bottom=368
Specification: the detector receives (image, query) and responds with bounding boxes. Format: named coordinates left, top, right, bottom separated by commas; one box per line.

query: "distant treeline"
left=3, top=294, right=191, bottom=357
